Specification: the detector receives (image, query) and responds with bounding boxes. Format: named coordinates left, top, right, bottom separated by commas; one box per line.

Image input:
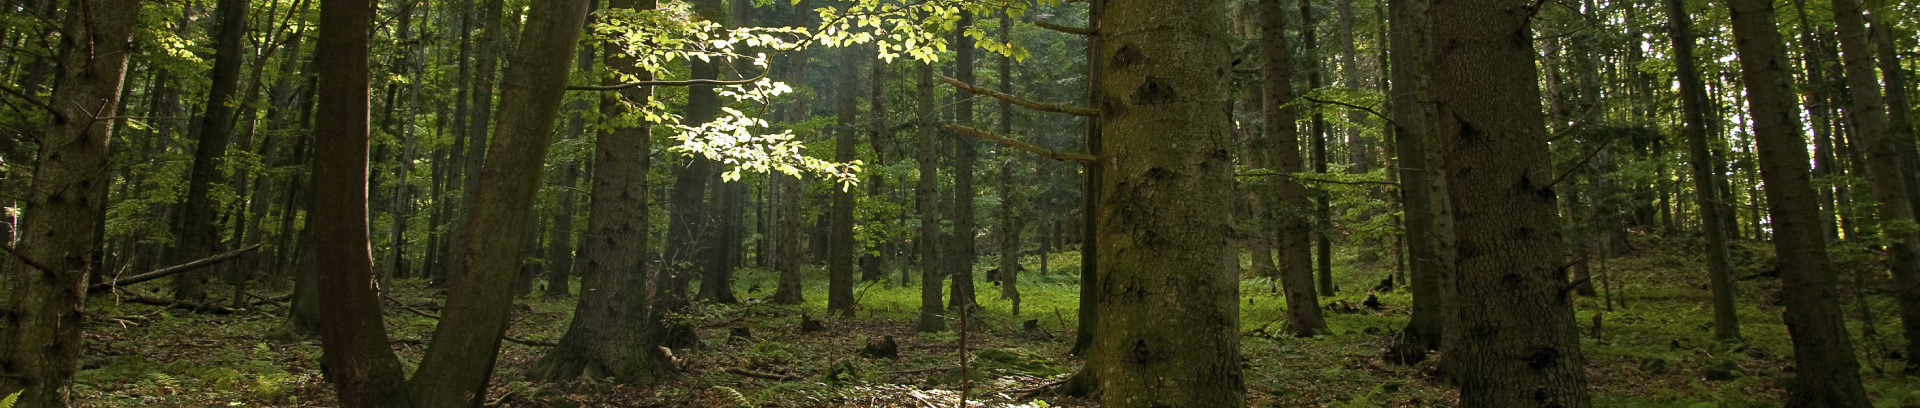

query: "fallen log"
left=89, top=244, right=261, bottom=293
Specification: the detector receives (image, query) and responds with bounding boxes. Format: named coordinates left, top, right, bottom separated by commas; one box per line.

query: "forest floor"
left=68, top=234, right=1920, bottom=407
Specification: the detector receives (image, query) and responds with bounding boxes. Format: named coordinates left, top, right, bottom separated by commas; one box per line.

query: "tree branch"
left=946, top=124, right=1098, bottom=163
left=1300, top=96, right=1398, bottom=129
left=88, top=244, right=261, bottom=293
left=1236, top=170, right=1400, bottom=187
left=1545, top=137, right=1617, bottom=190
left=936, top=74, right=1100, bottom=117
left=0, top=243, right=55, bottom=274
left=1034, top=21, right=1095, bottom=36
left=567, top=69, right=770, bottom=91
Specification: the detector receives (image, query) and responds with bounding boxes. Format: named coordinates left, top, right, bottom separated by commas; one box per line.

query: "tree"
left=829, top=43, right=860, bottom=317
left=1431, top=0, right=1591, bottom=403
left=1387, top=0, right=1450, bottom=350
left=1724, top=0, right=1872, bottom=403
left=1260, top=0, right=1330, bottom=337
left=0, top=0, right=145, bottom=405
left=915, top=58, right=947, bottom=332
left=1663, top=0, right=1740, bottom=342
left=949, top=12, right=980, bottom=312
left=529, top=0, right=675, bottom=382
left=1828, top=0, right=1920, bottom=372
left=313, top=0, right=597, bottom=404
left=172, top=0, right=253, bottom=302
left=1090, top=0, right=1243, bottom=405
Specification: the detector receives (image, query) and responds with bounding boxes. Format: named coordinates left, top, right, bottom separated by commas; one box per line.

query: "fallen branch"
left=119, top=295, right=237, bottom=315
left=724, top=367, right=805, bottom=381
left=936, top=74, right=1099, bottom=117
left=946, top=124, right=1098, bottom=163
left=885, top=366, right=957, bottom=375
left=89, top=244, right=261, bottom=293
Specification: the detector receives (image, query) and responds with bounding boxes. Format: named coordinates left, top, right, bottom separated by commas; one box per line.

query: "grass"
left=65, top=234, right=1920, bottom=406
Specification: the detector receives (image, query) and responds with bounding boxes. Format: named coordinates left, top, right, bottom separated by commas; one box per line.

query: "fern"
left=0, top=390, right=20, bottom=408
left=712, top=385, right=752, bottom=408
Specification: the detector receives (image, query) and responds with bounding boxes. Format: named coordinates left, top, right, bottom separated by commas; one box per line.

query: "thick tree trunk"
left=1431, top=0, right=1590, bottom=404
left=173, top=0, right=252, bottom=303
left=1260, top=0, right=1329, bottom=337
left=310, top=0, right=412, bottom=402
left=406, top=0, right=595, bottom=404
left=529, top=0, right=673, bottom=382
left=1091, top=1, right=1243, bottom=405
left=0, top=0, right=142, bottom=405
left=828, top=44, right=859, bottom=317
left=1664, top=0, right=1741, bottom=342
left=1725, top=0, right=1872, bottom=404
left=772, top=3, right=810, bottom=305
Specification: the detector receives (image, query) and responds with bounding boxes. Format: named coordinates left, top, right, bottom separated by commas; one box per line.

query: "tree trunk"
left=310, top=0, right=412, bottom=402
left=772, top=3, right=810, bottom=305
left=915, top=59, right=946, bottom=332
left=406, top=0, right=595, bottom=404
left=828, top=44, right=859, bottom=317
left=995, top=10, right=1021, bottom=317
left=1431, top=0, right=1591, bottom=403
left=173, top=0, right=252, bottom=303
left=1260, top=0, right=1329, bottom=337
left=1829, top=0, right=1920, bottom=373
left=0, top=0, right=143, bottom=405
left=528, top=0, right=673, bottom=383
left=949, top=13, right=979, bottom=312
left=1301, top=0, right=1336, bottom=297
left=661, top=0, right=723, bottom=320
left=1664, top=0, right=1741, bottom=342
left=1388, top=0, right=1450, bottom=350
left=1725, top=0, right=1872, bottom=403
left=1092, top=1, right=1243, bottom=405
left=545, top=13, right=597, bottom=298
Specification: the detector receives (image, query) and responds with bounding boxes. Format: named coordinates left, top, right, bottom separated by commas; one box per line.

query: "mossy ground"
left=70, top=234, right=1920, bottom=406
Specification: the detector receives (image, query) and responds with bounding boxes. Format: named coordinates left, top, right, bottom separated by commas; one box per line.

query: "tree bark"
left=1430, top=0, right=1591, bottom=404
left=1725, top=0, right=1872, bottom=403
left=995, top=11, right=1022, bottom=317
left=1092, top=1, right=1243, bottom=405
left=772, top=1, right=810, bottom=305
left=0, top=0, right=143, bottom=405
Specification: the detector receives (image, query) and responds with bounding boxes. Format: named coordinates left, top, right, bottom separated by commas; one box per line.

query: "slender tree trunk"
left=949, top=13, right=979, bottom=312
left=406, top=0, right=595, bottom=404
left=1260, top=0, right=1329, bottom=337
left=1724, top=0, right=1873, bottom=403
left=1389, top=0, right=1450, bottom=350
left=1092, top=1, right=1242, bottom=405
left=995, top=11, right=1021, bottom=317
left=0, top=0, right=142, bottom=404
left=1664, top=0, right=1741, bottom=342
left=1829, top=0, right=1920, bottom=372
left=1300, top=0, right=1336, bottom=297
left=1431, top=0, right=1591, bottom=403
left=771, top=2, right=809, bottom=305
left=1071, top=0, right=1105, bottom=358
left=828, top=44, right=858, bottom=317
left=545, top=6, right=597, bottom=298
left=173, top=0, right=253, bottom=303
left=915, top=59, right=946, bottom=332
left=861, top=53, right=888, bottom=284
left=660, top=0, right=723, bottom=322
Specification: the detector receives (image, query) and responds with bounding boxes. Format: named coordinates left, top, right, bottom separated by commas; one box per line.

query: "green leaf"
left=0, top=390, right=20, bottom=408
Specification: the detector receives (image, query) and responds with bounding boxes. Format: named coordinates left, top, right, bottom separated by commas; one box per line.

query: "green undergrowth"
left=69, top=234, right=1920, bottom=406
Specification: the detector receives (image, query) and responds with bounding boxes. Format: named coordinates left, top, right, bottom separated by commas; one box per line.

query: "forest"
left=1, top=0, right=1918, bottom=405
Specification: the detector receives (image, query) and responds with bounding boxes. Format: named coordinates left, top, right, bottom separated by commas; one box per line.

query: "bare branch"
left=936, top=74, right=1100, bottom=117
left=1236, top=170, right=1400, bottom=187
left=89, top=244, right=261, bottom=293
left=0, top=243, right=55, bottom=274
left=1299, top=96, right=1398, bottom=129
left=1034, top=21, right=1095, bottom=36
left=946, top=124, right=1098, bottom=163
